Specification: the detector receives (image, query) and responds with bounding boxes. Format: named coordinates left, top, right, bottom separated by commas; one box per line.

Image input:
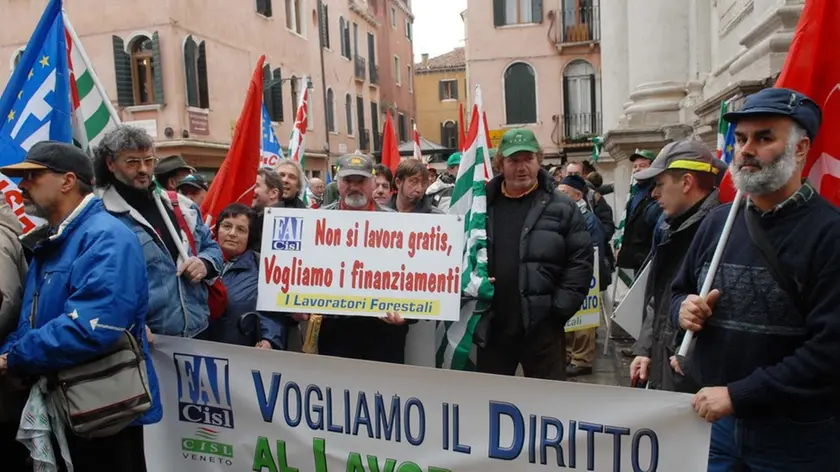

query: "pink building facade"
left=0, top=0, right=401, bottom=178
left=464, top=0, right=601, bottom=162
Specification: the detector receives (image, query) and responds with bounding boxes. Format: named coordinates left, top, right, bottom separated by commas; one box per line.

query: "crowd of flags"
left=0, top=0, right=838, bottom=371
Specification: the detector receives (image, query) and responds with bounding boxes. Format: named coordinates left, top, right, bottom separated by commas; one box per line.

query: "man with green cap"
left=616, top=149, right=662, bottom=276
left=476, top=128, right=594, bottom=380
left=425, top=151, right=461, bottom=212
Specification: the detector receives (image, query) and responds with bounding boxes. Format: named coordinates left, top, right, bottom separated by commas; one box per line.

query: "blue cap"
left=723, top=88, right=822, bottom=140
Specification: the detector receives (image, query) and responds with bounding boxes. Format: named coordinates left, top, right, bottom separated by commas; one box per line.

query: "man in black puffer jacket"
left=475, top=128, right=594, bottom=381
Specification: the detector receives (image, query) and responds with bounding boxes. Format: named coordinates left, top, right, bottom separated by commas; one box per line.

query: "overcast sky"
left=412, top=0, right=467, bottom=64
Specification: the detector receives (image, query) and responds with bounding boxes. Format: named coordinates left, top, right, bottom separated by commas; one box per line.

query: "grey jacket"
left=0, top=198, right=27, bottom=341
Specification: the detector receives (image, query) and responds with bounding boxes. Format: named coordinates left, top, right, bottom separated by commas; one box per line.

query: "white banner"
left=144, top=336, right=711, bottom=471
left=564, top=247, right=600, bottom=332
left=257, top=208, right=464, bottom=321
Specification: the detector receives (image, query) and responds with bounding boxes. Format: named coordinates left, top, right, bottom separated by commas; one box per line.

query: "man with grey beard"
left=670, top=88, right=840, bottom=470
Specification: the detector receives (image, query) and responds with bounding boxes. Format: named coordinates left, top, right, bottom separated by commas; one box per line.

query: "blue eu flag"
left=0, top=0, right=72, bottom=168
left=260, top=104, right=283, bottom=167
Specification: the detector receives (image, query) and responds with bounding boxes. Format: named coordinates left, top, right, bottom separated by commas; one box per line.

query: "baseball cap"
left=176, top=173, right=209, bottom=192
left=335, top=152, right=374, bottom=178
left=499, top=128, right=540, bottom=157
left=0, top=141, right=94, bottom=185
left=155, top=155, right=195, bottom=177
left=633, top=140, right=724, bottom=181
left=723, top=88, right=822, bottom=140
left=446, top=152, right=462, bottom=167
left=629, top=149, right=657, bottom=162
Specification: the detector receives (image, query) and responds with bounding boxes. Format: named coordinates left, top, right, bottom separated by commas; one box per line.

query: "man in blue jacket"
left=0, top=141, right=160, bottom=471
left=93, top=126, right=223, bottom=339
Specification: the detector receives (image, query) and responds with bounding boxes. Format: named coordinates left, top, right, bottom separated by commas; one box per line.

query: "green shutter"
left=452, top=80, right=459, bottom=100
left=346, top=95, right=353, bottom=135
left=454, top=121, right=459, bottom=149
left=344, top=20, right=351, bottom=58
left=505, top=63, right=536, bottom=124
left=438, top=80, right=444, bottom=100
left=184, top=36, right=198, bottom=108
left=263, top=64, right=274, bottom=120
left=562, top=76, right=570, bottom=137
left=532, top=0, right=543, bottom=23
left=589, top=73, right=597, bottom=132
left=493, top=0, right=505, bottom=26
left=339, top=17, right=346, bottom=56
left=151, top=31, right=165, bottom=105
left=272, top=68, right=284, bottom=122
left=256, top=0, right=272, bottom=17
left=197, top=41, right=210, bottom=109
left=112, top=36, right=134, bottom=107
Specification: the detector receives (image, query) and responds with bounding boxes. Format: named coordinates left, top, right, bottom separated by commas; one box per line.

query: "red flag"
left=200, top=55, right=266, bottom=226
left=776, top=0, right=840, bottom=206
left=458, top=103, right=466, bottom=151
left=381, top=110, right=401, bottom=172
left=482, top=111, right=492, bottom=150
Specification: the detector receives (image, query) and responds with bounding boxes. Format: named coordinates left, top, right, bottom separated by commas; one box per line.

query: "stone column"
left=599, top=0, right=629, bottom=132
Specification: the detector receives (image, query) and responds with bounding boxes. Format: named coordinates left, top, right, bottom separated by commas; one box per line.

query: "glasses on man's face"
left=21, top=169, right=51, bottom=182
left=122, top=156, right=159, bottom=170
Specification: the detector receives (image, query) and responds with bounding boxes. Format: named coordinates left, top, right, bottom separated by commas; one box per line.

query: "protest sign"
left=144, top=336, right=711, bottom=471
left=564, top=247, right=600, bottom=332
left=257, top=208, right=464, bottom=321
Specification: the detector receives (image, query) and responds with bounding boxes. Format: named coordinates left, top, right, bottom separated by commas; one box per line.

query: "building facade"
left=463, top=0, right=602, bottom=164
left=598, top=0, right=804, bottom=212
left=370, top=0, right=416, bottom=148
left=414, top=48, right=466, bottom=151
left=0, top=0, right=408, bottom=179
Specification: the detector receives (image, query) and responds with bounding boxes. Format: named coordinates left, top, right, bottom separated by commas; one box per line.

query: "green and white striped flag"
left=64, top=15, right=120, bottom=153
left=612, top=174, right=637, bottom=286
left=435, top=86, right=494, bottom=371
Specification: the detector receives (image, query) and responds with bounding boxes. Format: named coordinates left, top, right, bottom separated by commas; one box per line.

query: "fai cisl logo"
left=174, top=353, right=234, bottom=429
left=271, top=215, right=304, bottom=251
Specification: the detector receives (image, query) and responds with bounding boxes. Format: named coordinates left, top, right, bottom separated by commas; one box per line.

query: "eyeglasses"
left=121, top=156, right=159, bottom=169
left=21, top=169, right=50, bottom=181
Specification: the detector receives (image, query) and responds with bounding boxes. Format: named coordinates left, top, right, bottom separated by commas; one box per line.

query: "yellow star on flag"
left=17, top=91, right=22, bottom=100
left=27, top=69, right=34, bottom=80
left=726, top=144, right=734, bottom=153
left=7, top=110, right=15, bottom=122
left=39, top=55, right=49, bottom=67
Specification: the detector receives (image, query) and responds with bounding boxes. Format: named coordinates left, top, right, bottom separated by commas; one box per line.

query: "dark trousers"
left=708, top=415, right=840, bottom=472
left=57, top=426, right=147, bottom=472
left=477, top=321, right=566, bottom=381
left=318, top=318, right=408, bottom=364
left=0, top=421, right=30, bottom=471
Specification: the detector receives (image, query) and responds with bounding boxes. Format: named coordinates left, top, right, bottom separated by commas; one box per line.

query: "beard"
left=23, top=200, right=49, bottom=218
left=731, top=140, right=798, bottom=195
left=344, top=192, right=369, bottom=208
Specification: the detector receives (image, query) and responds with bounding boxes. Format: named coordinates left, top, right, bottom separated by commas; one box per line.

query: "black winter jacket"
left=475, top=170, right=594, bottom=347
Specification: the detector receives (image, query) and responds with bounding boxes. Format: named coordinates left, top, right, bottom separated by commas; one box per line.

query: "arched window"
left=112, top=32, right=164, bottom=107
left=184, top=35, right=209, bottom=109
left=441, top=120, right=458, bottom=149
left=345, top=93, right=354, bottom=135
left=504, top=62, right=537, bottom=124
left=562, top=59, right=599, bottom=139
left=326, top=88, right=336, bottom=132
left=130, top=35, right=156, bottom=105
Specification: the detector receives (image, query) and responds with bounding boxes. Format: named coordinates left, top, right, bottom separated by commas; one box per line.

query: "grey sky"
left=412, top=0, right=467, bottom=64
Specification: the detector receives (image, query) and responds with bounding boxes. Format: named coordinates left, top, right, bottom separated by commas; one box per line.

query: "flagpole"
left=677, top=189, right=744, bottom=356
left=63, top=13, right=121, bottom=124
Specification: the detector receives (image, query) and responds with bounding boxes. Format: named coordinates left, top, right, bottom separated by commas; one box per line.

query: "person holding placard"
left=476, top=129, right=594, bottom=381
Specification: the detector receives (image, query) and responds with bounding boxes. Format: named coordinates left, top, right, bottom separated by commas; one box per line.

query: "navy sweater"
left=669, top=191, right=840, bottom=419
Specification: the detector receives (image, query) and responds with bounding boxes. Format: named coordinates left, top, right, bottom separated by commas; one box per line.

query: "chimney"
left=421, top=53, right=429, bottom=65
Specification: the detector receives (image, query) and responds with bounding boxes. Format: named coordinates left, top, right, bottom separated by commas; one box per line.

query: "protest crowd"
left=0, top=2, right=839, bottom=471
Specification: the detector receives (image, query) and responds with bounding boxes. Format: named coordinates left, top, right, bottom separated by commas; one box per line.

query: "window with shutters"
left=398, top=113, right=407, bottom=143
left=183, top=35, right=209, bottom=109
left=370, top=102, right=380, bottom=150
left=285, top=0, right=304, bottom=35
left=256, top=0, right=273, bottom=17
left=393, top=56, right=401, bottom=85
left=345, top=93, right=354, bottom=136
left=325, top=89, right=335, bottom=132
left=441, top=121, right=458, bottom=149
left=263, top=64, right=284, bottom=122
left=405, top=19, right=413, bottom=40
left=339, top=17, right=351, bottom=59
left=493, top=0, right=543, bottom=26
left=116, top=34, right=164, bottom=107
left=562, top=59, right=599, bottom=139
left=439, top=79, right=458, bottom=101
left=319, top=3, right=330, bottom=49
left=504, top=62, right=537, bottom=124
left=390, top=6, right=397, bottom=28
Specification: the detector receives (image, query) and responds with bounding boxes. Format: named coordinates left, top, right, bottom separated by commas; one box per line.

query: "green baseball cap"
left=446, top=152, right=462, bottom=167
left=499, top=128, right=540, bottom=157
left=629, top=149, right=657, bottom=162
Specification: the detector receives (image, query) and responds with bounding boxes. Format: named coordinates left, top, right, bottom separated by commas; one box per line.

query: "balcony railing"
left=554, top=5, right=600, bottom=44
left=562, top=112, right=603, bottom=143
left=360, top=128, right=370, bottom=151
left=369, top=64, right=379, bottom=85
left=354, top=55, right=366, bottom=81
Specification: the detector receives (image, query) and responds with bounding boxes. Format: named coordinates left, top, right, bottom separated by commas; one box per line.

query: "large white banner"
left=258, top=208, right=464, bottom=321
left=144, top=336, right=711, bottom=471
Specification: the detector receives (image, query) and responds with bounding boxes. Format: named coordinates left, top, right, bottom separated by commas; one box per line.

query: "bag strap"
left=166, top=190, right=197, bottom=255
left=744, top=208, right=804, bottom=313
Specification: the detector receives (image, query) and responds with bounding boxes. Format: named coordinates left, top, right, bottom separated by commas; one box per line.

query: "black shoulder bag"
left=744, top=209, right=805, bottom=314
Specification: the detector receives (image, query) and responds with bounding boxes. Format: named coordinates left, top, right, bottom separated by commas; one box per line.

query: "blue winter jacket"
left=98, top=186, right=223, bottom=338
left=209, top=250, right=289, bottom=348
left=0, top=195, right=161, bottom=426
